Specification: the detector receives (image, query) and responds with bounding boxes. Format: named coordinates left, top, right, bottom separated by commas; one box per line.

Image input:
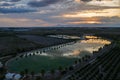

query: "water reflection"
left=22, top=36, right=111, bottom=59
left=34, top=36, right=111, bottom=58
left=73, top=50, right=81, bottom=56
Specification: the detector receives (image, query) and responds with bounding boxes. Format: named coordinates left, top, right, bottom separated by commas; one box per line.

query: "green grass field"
left=7, top=55, right=78, bottom=73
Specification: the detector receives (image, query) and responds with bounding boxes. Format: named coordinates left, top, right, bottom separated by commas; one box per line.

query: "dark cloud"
left=0, top=0, right=36, bottom=13
left=0, top=7, right=35, bottom=13
left=9, top=0, right=21, bottom=2
left=81, top=0, right=92, bottom=2
left=0, top=3, right=13, bottom=6
left=0, top=0, right=21, bottom=2
left=0, top=0, right=21, bottom=6
left=28, top=0, right=63, bottom=7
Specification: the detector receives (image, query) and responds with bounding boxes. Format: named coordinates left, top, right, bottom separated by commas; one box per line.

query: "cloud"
left=0, top=0, right=21, bottom=3
left=0, top=7, right=35, bottom=13
left=0, top=0, right=120, bottom=27
left=11, top=0, right=21, bottom=2
left=0, top=0, right=35, bottom=13
left=0, top=18, right=56, bottom=27
left=67, top=17, right=102, bottom=24
left=0, top=2, right=13, bottom=6
left=81, top=0, right=92, bottom=2
left=8, top=0, right=21, bottom=2
left=87, top=0, right=120, bottom=7
left=0, top=0, right=36, bottom=13
left=28, top=0, right=64, bottom=7
left=58, top=8, right=120, bottom=18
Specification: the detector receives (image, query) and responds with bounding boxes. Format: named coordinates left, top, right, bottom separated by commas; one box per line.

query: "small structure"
left=5, top=72, right=21, bottom=80
left=5, top=72, right=15, bottom=79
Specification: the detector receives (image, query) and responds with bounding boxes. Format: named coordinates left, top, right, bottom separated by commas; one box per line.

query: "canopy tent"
left=5, top=73, right=21, bottom=80
left=5, top=73, right=15, bottom=79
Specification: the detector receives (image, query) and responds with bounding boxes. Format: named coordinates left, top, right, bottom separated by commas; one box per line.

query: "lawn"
left=7, top=55, right=78, bottom=73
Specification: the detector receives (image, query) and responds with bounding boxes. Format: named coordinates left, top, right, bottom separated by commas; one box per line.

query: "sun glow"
left=75, top=0, right=80, bottom=3
left=67, top=21, right=101, bottom=24
left=67, top=17, right=101, bottom=24
left=62, top=8, right=120, bottom=18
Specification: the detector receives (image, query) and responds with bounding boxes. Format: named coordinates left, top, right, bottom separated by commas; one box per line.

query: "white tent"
left=5, top=73, right=21, bottom=80
left=5, top=73, right=15, bottom=79
left=14, top=74, right=21, bottom=80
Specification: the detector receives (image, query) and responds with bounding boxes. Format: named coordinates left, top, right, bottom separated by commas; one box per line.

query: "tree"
left=74, top=60, right=78, bottom=64
left=36, top=76, right=41, bottom=80
left=20, top=71, right=25, bottom=77
left=69, top=66, right=74, bottom=71
left=50, top=69, right=55, bottom=79
left=58, top=66, right=63, bottom=73
left=78, top=59, right=81, bottom=63
left=41, top=69, right=45, bottom=77
left=51, top=69, right=55, bottom=75
left=24, top=69, right=29, bottom=75
left=31, top=71, right=35, bottom=79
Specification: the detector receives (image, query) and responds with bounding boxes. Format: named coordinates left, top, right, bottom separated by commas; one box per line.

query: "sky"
left=0, top=0, right=120, bottom=27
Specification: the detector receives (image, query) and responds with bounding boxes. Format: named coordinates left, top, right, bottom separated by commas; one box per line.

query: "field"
left=7, top=55, right=77, bottom=73
left=0, top=36, right=39, bottom=57
left=6, top=40, right=105, bottom=73
left=18, top=35, right=71, bottom=46
left=0, top=27, right=120, bottom=80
